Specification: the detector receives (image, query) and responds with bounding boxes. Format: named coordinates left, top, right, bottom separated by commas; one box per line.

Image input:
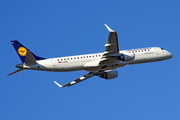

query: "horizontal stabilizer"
left=25, top=51, right=37, bottom=65
left=7, top=68, right=25, bottom=76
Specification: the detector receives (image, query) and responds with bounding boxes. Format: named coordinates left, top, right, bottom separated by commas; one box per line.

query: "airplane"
left=8, top=24, right=173, bottom=87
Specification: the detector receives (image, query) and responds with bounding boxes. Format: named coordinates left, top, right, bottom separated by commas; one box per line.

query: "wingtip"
left=54, top=81, right=63, bottom=87
left=104, top=24, right=115, bottom=32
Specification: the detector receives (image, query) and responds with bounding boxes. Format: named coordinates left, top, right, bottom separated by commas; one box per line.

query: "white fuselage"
left=23, top=47, right=173, bottom=72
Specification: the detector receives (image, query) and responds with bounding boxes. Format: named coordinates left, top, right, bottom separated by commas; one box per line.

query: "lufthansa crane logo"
left=18, top=47, right=27, bottom=56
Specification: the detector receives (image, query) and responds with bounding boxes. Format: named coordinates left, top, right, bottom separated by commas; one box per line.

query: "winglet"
left=104, top=24, right=115, bottom=32
left=54, top=81, right=63, bottom=87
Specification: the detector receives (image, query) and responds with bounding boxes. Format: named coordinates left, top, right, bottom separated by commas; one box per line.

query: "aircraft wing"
left=100, top=24, right=120, bottom=64
left=54, top=72, right=97, bottom=87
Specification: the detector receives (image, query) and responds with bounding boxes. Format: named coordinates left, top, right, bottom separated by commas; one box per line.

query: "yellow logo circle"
left=18, top=47, right=27, bottom=56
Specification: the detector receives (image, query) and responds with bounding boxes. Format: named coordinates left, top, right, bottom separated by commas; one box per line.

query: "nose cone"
left=166, top=51, right=173, bottom=59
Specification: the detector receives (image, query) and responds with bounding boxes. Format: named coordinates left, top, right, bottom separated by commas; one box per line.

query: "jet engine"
left=99, top=70, right=118, bottom=79
left=117, top=52, right=135, bottom=61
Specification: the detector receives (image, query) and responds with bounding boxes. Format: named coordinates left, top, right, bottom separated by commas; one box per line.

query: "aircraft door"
left=155, top=48, right=159, bottom=55
left=51, top=59, right=56, bottom=67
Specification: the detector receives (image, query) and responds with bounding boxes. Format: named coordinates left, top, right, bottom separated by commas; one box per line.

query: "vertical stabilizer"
left=11, top=40, right=45, bottom=63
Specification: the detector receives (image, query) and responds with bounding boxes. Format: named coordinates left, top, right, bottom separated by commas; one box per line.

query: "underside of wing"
left=54, top=72, right=97, bottom=87
left=100, top=24, right=121, bottom=64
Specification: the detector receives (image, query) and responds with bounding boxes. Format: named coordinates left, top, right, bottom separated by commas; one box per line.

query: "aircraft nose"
left=166, top=51, right=173, bottom=59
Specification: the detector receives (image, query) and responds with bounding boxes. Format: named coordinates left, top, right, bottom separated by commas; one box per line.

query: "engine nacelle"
left=118, top=53, right=135, bottom=61
left=100, top=70, right=118, bottom=79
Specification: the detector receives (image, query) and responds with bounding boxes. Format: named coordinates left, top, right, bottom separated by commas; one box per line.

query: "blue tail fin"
left=11, top=40, right=45, bottom=63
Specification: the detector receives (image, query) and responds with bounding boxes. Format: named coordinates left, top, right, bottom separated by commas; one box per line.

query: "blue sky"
left=1, top=0, right=180, bottom=120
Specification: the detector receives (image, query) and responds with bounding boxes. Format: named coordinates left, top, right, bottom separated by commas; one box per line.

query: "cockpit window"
left=161, top=48, right=164, bottom=50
